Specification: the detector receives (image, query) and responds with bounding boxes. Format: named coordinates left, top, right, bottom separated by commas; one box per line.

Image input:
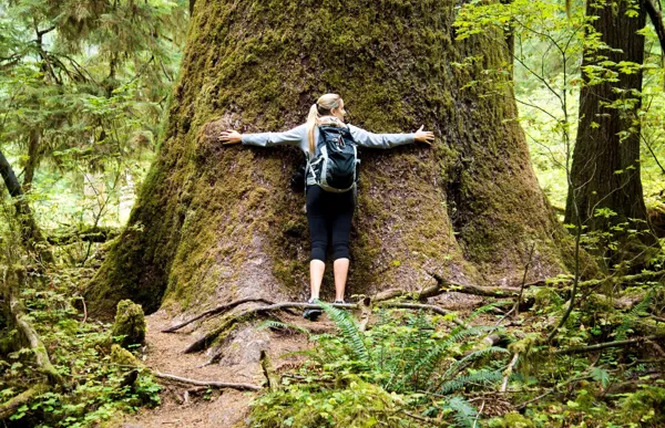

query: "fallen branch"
left=163, top=298, right=274, bottom=333
left=501, top=353, right=520, bottom=392
left=154, top=371, right=262, bottom=391
left=516, top=375, right=591, bottom=410
left=0, top=384, right=50, bottom=420
left=554, top=335, right=665, bottom=356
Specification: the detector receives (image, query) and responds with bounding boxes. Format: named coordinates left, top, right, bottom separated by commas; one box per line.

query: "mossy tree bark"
left=565, top=0, right=656, bottom=250
left=87, top=0, right=577, bottom=316
left=0, top=148, right=53, bottom=265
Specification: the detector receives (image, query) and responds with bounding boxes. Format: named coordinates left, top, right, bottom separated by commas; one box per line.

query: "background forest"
left=0, top=0, right=664, bottom=427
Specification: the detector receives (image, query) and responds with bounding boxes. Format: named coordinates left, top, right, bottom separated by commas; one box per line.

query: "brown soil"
left=113, top=306, right=339, bottom=428
left=112, top=292, right=481, bottom=428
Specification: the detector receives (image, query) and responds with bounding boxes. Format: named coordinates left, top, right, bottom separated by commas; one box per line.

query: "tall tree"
left=86, top=0, right=580, bottom=316
left=565, top=0, right=657, bottom=253
left=0, top=0, right=187, bottom=224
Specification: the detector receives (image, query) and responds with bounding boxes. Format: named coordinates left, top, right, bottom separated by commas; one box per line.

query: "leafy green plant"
left=250, top=306, right=511, bottom=427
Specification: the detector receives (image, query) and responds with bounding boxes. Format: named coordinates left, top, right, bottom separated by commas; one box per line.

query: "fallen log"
left=0, top=384, right=50, bottom=420
left=4, top=267, right=63, bottom=385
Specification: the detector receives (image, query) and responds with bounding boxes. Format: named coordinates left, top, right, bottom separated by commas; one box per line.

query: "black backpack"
left=307, top=125, right=359, bottom=193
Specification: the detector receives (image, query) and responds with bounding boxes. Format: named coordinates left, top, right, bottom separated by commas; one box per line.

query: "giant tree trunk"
left=86, top=0, right=578, bottom=316
left=565, top=0, right=654, bottom=248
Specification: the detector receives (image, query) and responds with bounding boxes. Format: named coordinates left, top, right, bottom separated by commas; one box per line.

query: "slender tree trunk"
left=565, top=0, right=656, bottom=252
left=0, top=147, right=53, bottom=264
left=87, top=0, right=582, bottom=316
left=23, top=129, right=41, bottom=191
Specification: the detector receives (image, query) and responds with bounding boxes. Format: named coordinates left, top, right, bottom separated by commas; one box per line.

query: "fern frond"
left=446, top=396, right=477, bottom=428
left=466, top=300, right=513, bottom=323
left=440, top=346, right=510, bottom=383
left=319, top=301, right=370, bottom=362
left=258, top=320, right=311, bottom=337
left=439, top=369, right=503, bottom=394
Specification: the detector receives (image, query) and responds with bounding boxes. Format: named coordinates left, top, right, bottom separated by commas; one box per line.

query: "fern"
left=615, top=290, right=654, bottom=340
left=439, top=369, right=503, bottom=394
left=319, top=301, right=370, bottom=362
left=391, top=323, right=474, bottom=391
left=466, top=300, right=513, bottom=323
left=258, top=320, right=311, bottom=337
left=439, top=346, right=510, bottom=385
left=446, top=396, right=478, bottom=428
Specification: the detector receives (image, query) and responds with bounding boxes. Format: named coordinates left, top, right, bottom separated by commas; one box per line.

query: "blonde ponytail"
left=306, top=93, right=343, bottom=156
left=306, top=103, right=318, bottom=155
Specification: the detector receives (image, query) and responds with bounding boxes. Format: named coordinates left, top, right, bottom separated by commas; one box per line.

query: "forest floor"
left=114, top=293, right=484, bottom=428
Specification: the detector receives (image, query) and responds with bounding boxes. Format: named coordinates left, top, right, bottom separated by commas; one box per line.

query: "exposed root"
left=184, top=300, right=465, bottom=353
left=154, top=371, right=262, bottom=391
left=260, top=350, right=279, bottom=391
left=163, top=298, right=275, bottom=333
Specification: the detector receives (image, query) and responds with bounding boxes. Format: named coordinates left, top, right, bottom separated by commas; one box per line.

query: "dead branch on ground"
left=554, top=335, right=665, bottom=356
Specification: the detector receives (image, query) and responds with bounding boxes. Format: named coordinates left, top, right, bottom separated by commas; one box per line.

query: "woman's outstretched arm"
left=219, top=124, right=307, bottom=148
left=348, top=124, right=434, bottom=149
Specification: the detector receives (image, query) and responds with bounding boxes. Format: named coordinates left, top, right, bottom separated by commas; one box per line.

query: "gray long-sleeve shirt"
left=241, top=123, right=415, bottom=158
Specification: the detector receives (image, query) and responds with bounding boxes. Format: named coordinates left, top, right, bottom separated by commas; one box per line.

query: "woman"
left=220, top=93, right=434, bottom=320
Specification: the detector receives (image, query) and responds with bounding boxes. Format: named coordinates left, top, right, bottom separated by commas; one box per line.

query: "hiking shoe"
left=333, top=300, right=346, bottom=305
left=303, top=299, right=322, bottom=321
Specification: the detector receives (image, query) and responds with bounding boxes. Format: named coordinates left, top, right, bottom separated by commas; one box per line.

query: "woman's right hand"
left=219, top=129, right=242, bottom=145
left=414, top=125, right=434, bottom=145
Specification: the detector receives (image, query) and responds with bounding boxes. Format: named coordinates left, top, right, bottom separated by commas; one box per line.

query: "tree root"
left=0, top=384, right=50, bottom=420
left=184, top=300, right=466, bottom=353
left=554, top=335, right=665, bottom=355
left=154, top=371, right=262, bottom=391
left=162, top=298, right=274, bottom=333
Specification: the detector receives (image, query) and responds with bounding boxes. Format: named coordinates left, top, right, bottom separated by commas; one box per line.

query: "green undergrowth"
left=250, top=274, right=665, bottom=427
left=0, top=267, right=161, bottom=428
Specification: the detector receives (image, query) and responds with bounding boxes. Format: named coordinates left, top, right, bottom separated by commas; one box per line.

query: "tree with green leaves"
left=0, top=0, right=187, bottom=258
left=565, top=0, right=663, bottom=261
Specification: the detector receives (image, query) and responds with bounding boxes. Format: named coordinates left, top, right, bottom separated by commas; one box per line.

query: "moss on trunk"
left=86, top=0, right=579, bottom=316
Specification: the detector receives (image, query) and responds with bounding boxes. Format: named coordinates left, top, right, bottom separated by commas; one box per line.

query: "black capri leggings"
left=306, top=185, right=355, bottom=262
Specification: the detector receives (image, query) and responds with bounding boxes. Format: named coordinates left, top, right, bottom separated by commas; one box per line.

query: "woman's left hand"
left=414, top=125, right=434, bottom=145
left=219, top=129, right=243, bottom=145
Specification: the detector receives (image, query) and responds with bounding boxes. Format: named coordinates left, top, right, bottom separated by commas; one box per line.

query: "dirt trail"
left=115, top=293, right=482, bottom=428
left=115, top=307, right=338, bottom=428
